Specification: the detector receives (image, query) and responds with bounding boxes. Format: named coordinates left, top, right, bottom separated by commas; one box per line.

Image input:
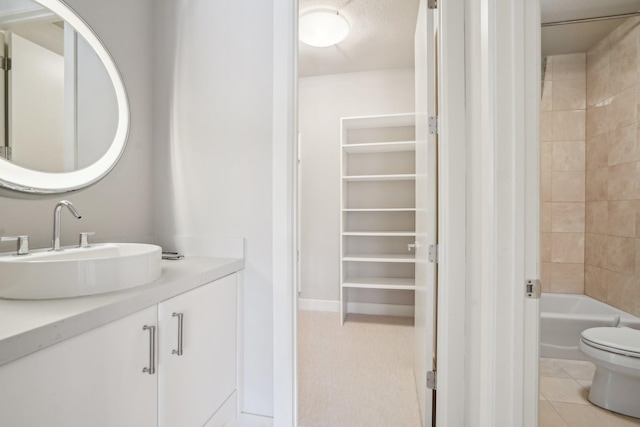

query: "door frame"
left=271, top=0, right=540, bottom=425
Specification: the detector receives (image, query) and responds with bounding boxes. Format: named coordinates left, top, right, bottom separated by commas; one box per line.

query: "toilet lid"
left=581, top=327, right=640, bottom=357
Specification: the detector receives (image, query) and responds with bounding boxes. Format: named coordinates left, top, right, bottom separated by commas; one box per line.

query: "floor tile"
left=551, top=402, right=640, bottom=427
left=540, top=377, right=590, bottom=404
left=540, top=358, right=572, bottom=378
left=553, top=358, right=596, bottom=381
left=540, top=400, right=569, bottom=427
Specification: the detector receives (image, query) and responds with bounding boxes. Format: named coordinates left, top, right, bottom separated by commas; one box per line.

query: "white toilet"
left=579, top=326, right=640, bottom=418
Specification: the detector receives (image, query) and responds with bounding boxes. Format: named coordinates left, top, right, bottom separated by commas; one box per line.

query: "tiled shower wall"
left=541, top=17, right=640, bottom=317
left=541, top=53, right=587, bottom=294
left=584, top=18, right=640, bottom=317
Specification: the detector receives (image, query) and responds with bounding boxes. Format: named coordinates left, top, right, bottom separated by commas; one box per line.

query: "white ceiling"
left=298, top=0, right=420, bottom=77
left=298, top=0, right=640, bottom=77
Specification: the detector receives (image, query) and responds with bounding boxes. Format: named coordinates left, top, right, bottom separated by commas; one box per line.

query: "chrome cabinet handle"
left=172, top=312, right=184, bottom=356
left=142, top=325, right=156, bottom=374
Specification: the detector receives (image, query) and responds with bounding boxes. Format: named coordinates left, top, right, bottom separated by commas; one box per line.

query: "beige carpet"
left=297, top=310, right=422, bottom=427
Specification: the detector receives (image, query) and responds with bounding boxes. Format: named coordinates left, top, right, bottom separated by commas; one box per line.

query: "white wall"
left=0, top=0, right=154, bottom=250
left=152, top=0, right=275, bottom=417
left=298, top=68, right=415, bottom=301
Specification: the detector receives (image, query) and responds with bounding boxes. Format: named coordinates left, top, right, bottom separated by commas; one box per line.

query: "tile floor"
left=540, top=357, right=640, bottom=426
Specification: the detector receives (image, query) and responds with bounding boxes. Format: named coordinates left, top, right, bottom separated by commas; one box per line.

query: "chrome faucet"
left=52, top=200, right=82, bottom=251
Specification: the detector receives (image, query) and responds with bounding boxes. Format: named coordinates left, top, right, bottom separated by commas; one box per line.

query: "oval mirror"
left=0, top=0, right=129, bottom=194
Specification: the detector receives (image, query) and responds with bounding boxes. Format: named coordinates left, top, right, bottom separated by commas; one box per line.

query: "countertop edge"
left=0, top=257, right=244, bottom=367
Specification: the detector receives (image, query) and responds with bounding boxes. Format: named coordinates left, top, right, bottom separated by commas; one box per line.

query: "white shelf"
left=342, top=141, right=416, bottom=154
left=339, top=113, right=417, bottom=322
left=342, top=208, right=416, bottom=212
left=341, top=113, right=415, bottom=130
left=343, top=174, right=416, bottom=182
left=342, top=277, right=416, bottom=291
left=342, top=253, right=416, bottom=263
left=342, top=231, right=416, bottom=237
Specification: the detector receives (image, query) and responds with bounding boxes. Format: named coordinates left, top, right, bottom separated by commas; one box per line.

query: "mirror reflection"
left=0, top=0, right=117, bottom=173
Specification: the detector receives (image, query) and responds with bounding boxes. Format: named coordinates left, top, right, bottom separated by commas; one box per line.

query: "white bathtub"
left=540, top=293, right=640, bottom=360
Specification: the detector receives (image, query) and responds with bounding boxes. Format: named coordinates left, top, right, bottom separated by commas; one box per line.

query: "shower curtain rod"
left=542, top=11, right=640, bottom=27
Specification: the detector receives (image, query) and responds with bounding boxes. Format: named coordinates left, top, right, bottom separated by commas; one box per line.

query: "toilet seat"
left=581, top=327, right=640, bottom=358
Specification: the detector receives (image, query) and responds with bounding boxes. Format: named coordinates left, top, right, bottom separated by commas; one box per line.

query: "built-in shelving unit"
left=340, top=113, right=416, bottom=323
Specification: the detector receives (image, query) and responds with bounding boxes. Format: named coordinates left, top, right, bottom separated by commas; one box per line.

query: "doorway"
left=538, top=2, right=640, bottom=425
left=295, top=0, right=437, bottom=426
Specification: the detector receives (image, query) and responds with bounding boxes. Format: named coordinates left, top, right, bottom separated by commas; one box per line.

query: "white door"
left=158, top=274, right=238, bottom=427
left=414, top=1, right=438, bottom=426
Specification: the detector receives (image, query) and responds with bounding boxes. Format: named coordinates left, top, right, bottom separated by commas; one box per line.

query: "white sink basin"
left=0, top=243, right=162, bottom=299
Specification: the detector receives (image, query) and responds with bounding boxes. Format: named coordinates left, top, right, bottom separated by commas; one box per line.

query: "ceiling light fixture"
left=299, top=9, right=350, bottom=47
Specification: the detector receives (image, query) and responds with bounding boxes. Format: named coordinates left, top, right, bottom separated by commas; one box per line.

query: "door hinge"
left=427, top=371, right=437, bottom=390
left=525, top=279, right=541, bottom=299
left=1, top=56, right=11, bottom=71
left=428, top=0, right=438, bottom=9
left=428, top=116, right=438, bottom=135
left=428, top=244, right=438, bottom=263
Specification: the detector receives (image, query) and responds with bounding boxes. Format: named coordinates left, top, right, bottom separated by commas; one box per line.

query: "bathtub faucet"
left=52, top=200, right=82, bottom=251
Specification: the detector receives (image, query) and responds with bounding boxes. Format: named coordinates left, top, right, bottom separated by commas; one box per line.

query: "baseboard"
left=298, top=298, right=414, bottom=317
left=237, top=412, right=274, bottom=427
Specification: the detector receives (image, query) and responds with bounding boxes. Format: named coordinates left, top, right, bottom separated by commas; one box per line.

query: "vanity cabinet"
left=0, top=272, right=239, bottom=427
left=158, top=273, right=237, bottom=427
left=0, top=305, right=159, bottom=427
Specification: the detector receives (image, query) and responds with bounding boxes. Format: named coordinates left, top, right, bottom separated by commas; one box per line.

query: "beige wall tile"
left=552, top=141, right=585, bottom=171
left=607, top=161, right=639, bottom=200
left=607, top=235, right=636, bottom=275
left=551, top=110, right=586, bottom=141
left=550, top=263, right=585, bottom=294
left=541, top=202, right=552, bottom=232
left=551, top=202, right=585, bottom=232
left=586, top=65, right=609, bottom=107
left=606, top=269, right=637, bottom=314
left=585, top=133, right=609, bottom=170
left=586, top=37, right=609, bottom=76
left=585, top=103, right=609, bottom=138
left=541, top=171, right=552, bottom=202
left=609, top=17, right=640, bottom=62
left=585, top=265, right=607, bottom=301
left=607, top=200, right=636, bottom=237
left=636, top=201, right=640, bottom=238
left=551, top=233, right=585, bottom=263
left=541, top=111, right=554, bottom=142
left=608, top=123, right=638, bottom=166
left=552, top=171, right=585, bottom=202
left=585, top=201, right=608, bottom=234
left=541, top=232, right=551, bottom=262
left=553, top=78, right=586, bottom=110
left=541, top=80, right=553, bottom=112
left=542, top=262, right=551, bottom=293
left=585, top=233, right=607, bottom=268
left=609, top=48, right=638, bottom=95
left=541, top=142, right=553, bottom=171
left=585, top=167, right=607, bottom=201
left=553, top=53, right=586, bottom=81
left=609, top=87, right=637, bottom=131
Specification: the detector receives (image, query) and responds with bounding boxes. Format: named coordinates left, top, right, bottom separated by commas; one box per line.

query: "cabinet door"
left=0, top=306, right=158, bottom=427
left=158, top=273, right=237, bottom=427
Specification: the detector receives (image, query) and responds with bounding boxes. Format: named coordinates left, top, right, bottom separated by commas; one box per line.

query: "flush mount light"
left=299, top=9, right=350, bottom=47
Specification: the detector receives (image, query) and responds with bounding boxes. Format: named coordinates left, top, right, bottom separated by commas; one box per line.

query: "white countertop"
left=0, top=256, right=244, bottom=366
